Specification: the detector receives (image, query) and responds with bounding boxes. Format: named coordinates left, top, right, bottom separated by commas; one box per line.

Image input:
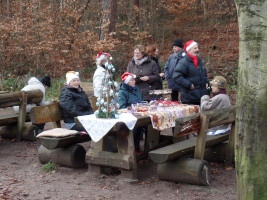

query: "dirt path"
left=0, top=132, right=236, bottom=200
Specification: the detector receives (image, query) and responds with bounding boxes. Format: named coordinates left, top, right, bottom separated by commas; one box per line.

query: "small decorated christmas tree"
left=94, top=59, right=120, bottom=119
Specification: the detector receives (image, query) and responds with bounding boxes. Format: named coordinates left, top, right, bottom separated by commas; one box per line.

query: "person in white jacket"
left=13, top=75, right=51, bottom=132
left=93, top=52, right=112, bottom=98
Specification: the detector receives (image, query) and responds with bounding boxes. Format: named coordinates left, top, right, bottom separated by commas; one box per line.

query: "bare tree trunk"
left=134, top=0, right=140, bottom=29
left=109, top=0, right=117, bottom=33
left=201, top=0, right=207, bottom=20
left=6, top=0, right=10, bottom=17
left=99, top=0, right=117, bottom=40
left=20, top=0, right=23, bottom=14
left=235, top=0, right=267, bottom=199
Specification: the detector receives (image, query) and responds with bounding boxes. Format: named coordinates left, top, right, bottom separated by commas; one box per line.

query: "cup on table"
left=131, top=103, right=138, bottom=114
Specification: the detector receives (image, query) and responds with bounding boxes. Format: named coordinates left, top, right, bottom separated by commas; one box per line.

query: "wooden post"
left=194, top=113, right=209, bottom=160
left=145, top=124, right=160, bottom=151
left=116, top=129, right=138, bottom=182
left=225, top=122, right=235, bottom=165
left=17, top=91, right=27, bottom=141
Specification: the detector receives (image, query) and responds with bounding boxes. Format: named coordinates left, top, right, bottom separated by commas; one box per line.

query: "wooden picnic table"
left=75, top=114, right=160, bottom=182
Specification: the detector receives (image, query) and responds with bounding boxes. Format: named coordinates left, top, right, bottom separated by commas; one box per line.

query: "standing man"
left=173, top=40, right=209, bottom=105
left=164, top=39, right=185, bottom=102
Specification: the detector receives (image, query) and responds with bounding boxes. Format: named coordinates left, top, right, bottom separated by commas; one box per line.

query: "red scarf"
left=213, top=89, right=227, bottom=97
left=187, top=52, right=198, bottom=68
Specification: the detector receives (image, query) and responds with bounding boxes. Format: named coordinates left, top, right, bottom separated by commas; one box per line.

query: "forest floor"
left=0, top=130, right=236, bottom=200
left=0, top=83, right=237, bottom=200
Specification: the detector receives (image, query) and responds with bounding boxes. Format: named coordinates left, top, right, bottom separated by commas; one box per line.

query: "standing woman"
left=127, top=44, right=160, bottom=101
left=93, top=52, right=112, bottom=98
left=146, top=44, right=165, bottom=90
left=59, top=71, right=93, bottom=132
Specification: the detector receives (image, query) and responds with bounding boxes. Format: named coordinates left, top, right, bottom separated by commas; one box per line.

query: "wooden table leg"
left=86, top=138, right=104, bottom=177
left=145, top=125, right=160, bottom=151
left=116, top=130, right=138, bottom=183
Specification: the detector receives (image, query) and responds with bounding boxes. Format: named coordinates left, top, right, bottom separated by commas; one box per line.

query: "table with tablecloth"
left=75, top=104, right=199, bottom=182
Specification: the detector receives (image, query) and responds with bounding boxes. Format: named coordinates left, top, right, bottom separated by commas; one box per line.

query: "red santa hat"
left=66, top=71, right=79, bottom=85
left=121, top=72, right=136, bottom=84
left=184, top=40, right=198, bottom=52
left=96, top=52, right=112, bottom=61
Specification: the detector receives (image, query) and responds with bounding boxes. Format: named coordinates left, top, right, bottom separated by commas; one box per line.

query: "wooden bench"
left=148, top=106, right=235, bottom=185
left=149, top=106, right=235, bottom=164
left=29, top=97, right=97, bottom=149
left=29, top=97, right=97, bottom=168
left=0, top=90, right=43, bottom=141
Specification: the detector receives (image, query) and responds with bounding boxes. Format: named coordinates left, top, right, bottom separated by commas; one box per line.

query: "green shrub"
left=45, top=77, right=65, bottom=101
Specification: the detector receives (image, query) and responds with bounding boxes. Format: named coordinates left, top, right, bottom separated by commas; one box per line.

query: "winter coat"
left=13, top=77, right=49, bottom=113
left=200, top=93, right=231, bottom=111
left=59, top=87, right=93, bottom=123
left=164, top=50, right=185, bottom=90
left=93, top=65, right=105, bottom=98
left=126, top=56, right=160, bottom=101
left=151, top=56, right=163, bottom=90
left=201, top=93, right=231, bottom=132
left=172, top=53, right=209, bottom=105
left=117, top=82, right=143, bottom=109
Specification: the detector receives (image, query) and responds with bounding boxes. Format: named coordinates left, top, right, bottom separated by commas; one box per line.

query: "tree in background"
left=99, top=0, right=117, bottom=40
left=0, top=0, right=239, bottom=89
left=235, top=0, right=267, bottom=199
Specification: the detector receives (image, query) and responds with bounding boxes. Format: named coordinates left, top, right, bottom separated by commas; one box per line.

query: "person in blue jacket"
left=164, top=39, right=185, bottom=102
left=118, top=72, right=143, bottom=153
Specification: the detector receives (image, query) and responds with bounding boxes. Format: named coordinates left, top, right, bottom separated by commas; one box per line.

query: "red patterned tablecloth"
left=120, top=104, right=199, bottom=131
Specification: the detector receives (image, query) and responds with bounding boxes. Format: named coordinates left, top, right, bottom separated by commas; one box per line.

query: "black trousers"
left=171, top=90, right=179, bottom=102
left=70, top=124, right=87, bottom=132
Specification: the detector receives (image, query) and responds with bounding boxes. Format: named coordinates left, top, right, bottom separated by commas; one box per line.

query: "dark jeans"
left=133, top=127, right=143, bottom=151
left=70, top=124, right=87, bottom=132
left=171, top=90, right=179, bottom=102
left=182, top=101, right=200, bottom=106
left=34, top=123, right=45, bottom=130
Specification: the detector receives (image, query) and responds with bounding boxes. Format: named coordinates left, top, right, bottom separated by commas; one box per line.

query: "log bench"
left=29, top=97, right=97, bottom=168
left=148, top=106, right=236, bottom=185
left=0, top=90, right=43, bottom=141
left=29, top=100, right=95, bottom=149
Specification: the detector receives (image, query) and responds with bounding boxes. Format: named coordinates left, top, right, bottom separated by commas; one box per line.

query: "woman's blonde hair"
left=134, top=44, right=147, bottom=56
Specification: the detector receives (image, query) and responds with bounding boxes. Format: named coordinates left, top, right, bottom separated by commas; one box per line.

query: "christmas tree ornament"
left=95, top=57, right=119, bottom=119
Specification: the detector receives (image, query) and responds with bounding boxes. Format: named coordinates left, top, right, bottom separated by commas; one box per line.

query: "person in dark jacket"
left=127, top=44, right=160, bottom=101
left=146, top=44, right=165, bottom=90
left=59, top=71, right=93, bottom=132
left=173, top=40, right=209, bottom=105
left=118, top=72, right=143, bottom=152
left=164, top=39, right=185, bottom=102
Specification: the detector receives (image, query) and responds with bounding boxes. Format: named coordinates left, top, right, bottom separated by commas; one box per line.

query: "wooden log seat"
left=38, top=144, right=86, bottom=168
left=157, top=158, right=211, bottom=186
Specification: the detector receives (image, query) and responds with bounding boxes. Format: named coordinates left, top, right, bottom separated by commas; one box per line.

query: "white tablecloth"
left=77, top=113, right=137, bottom=142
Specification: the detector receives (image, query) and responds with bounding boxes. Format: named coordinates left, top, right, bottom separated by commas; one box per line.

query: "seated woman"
left=59, top=71, right=93, bottom=132
left=118, top=72, right=143, bottom=153
left=201, top=76, right=231, bottom=135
